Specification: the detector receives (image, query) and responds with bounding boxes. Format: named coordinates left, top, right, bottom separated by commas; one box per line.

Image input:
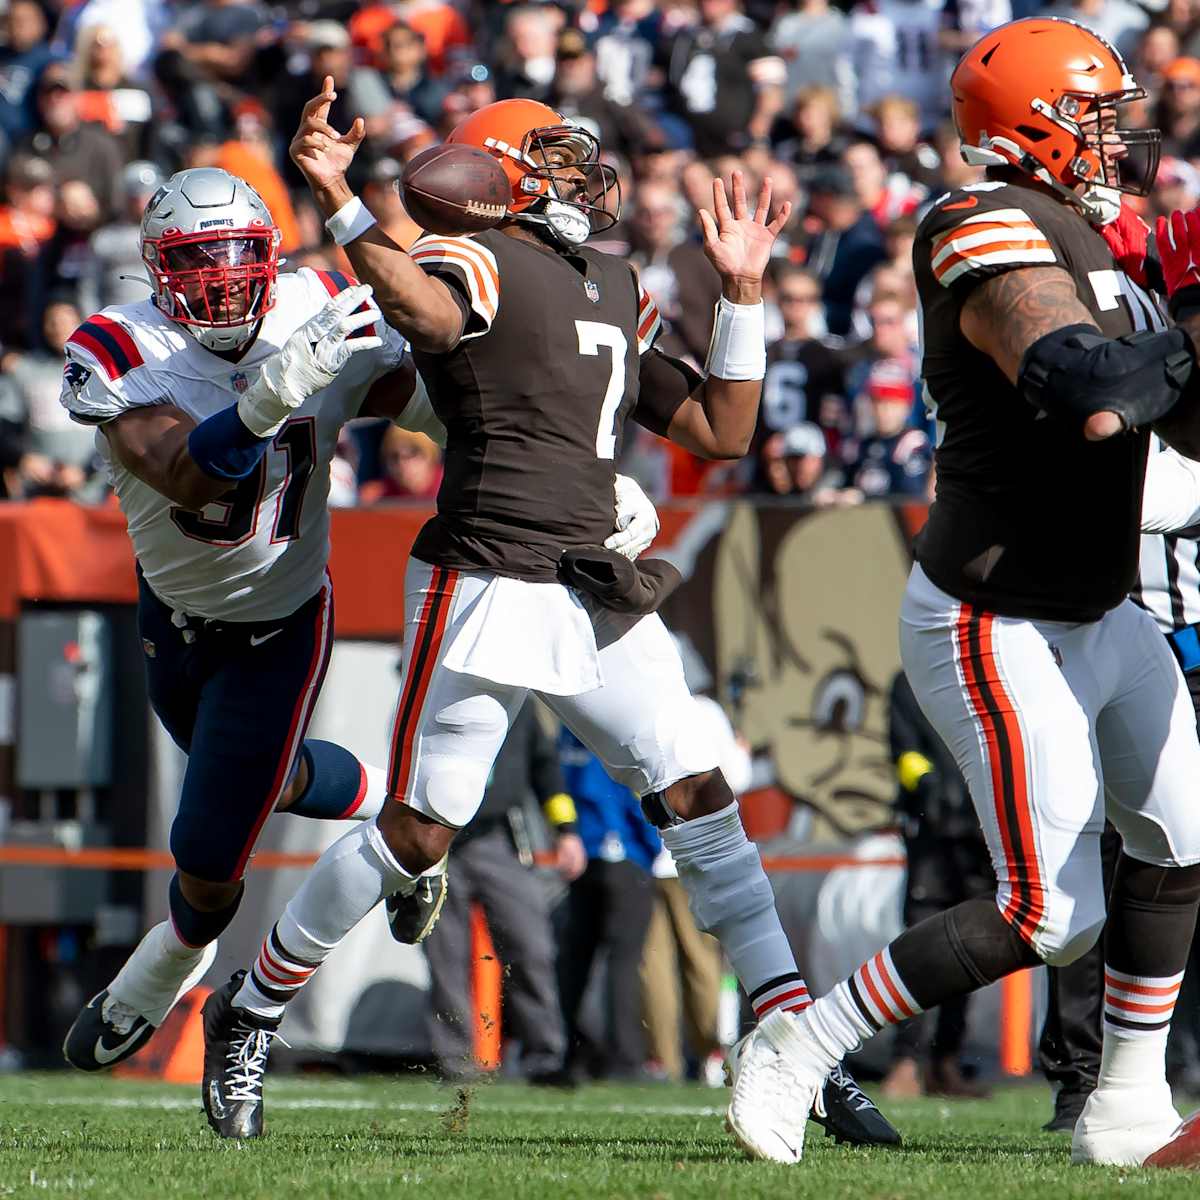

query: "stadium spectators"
left=0, top=0, right=1181, bottom=508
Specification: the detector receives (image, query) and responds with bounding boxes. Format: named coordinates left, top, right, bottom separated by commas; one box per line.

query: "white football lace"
left=826, top=1063, right=870, bottom=1112
left=225, top=1025, right=281, bottom=1103
left=101, top=997, right=143, bottom=1035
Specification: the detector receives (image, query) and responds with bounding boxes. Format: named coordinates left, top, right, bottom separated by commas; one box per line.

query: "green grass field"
left=1, top=1072, right=1197, bottom=1199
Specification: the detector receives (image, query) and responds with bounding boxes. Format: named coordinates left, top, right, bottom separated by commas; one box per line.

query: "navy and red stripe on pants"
left=138, top=571, right=333, bottom=882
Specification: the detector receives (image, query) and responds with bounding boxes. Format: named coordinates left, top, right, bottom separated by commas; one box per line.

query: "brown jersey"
left=407, top=227, right=685, bottom=581
left=914, top=179, right=1163, bottom=623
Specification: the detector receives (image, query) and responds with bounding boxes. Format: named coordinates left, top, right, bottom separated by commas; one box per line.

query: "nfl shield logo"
left=231, top=371, right=249, bottom=394
left=584, top=280, right=600, bottom=304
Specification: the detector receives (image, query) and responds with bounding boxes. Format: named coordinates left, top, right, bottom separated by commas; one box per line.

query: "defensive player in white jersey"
left=56, top=166, right=665, bottom=1073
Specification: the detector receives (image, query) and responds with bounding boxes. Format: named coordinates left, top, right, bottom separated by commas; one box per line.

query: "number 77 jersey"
left=406, top=228, right=680, bottom=583
left=914, top=179, right=1162, bottom=624
left=59, top=268, right=410, bottom=622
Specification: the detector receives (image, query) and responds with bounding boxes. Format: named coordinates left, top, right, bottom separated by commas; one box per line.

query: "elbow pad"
left=1018, top=323, right=1196, bottom=429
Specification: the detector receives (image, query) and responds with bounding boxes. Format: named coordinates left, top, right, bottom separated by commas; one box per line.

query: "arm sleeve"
left=918, top=190, right=1059, bottom=302
left=408, top=234, right=500, bottom=341
left=632, top=346, right=704, bottom=437
left=1141, top=444, right=1200, bottom=534
left=60, top=315, right=161, bottom=425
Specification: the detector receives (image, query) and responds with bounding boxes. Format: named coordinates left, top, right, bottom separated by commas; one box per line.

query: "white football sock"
left=1097, top=1027, right=1170, bottom=1091
left=234, top=820, right=418, bottom=1019
left=661, top=804, right=799, bottom=996
left=351, top=764, right=388, bottom=821
left=109, top=921, right=211, bottom=1026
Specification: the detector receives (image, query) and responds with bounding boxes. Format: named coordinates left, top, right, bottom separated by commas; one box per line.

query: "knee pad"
left=1029, top=888, right=1106, bottom=967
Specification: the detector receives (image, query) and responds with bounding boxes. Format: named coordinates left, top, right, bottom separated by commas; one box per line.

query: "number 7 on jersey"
left=576, top=320, right=627, bottom=460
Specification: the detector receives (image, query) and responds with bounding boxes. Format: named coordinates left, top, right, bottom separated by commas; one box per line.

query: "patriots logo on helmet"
left=63, top=360, right=92, bottom=395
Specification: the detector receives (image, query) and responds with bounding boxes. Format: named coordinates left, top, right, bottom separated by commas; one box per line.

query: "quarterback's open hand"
left=240, top=286, right=382, bottom=437
left=290, top=74, right=366, bottom=192
left=605, top=473, right=659, bottom=560
left=697, top=171, right=792, bottom=300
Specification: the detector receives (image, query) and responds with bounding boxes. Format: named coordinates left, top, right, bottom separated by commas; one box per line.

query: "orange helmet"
left=952, top=17, right=1160, bottom=221
left=448, top=98, right=620, bottom=246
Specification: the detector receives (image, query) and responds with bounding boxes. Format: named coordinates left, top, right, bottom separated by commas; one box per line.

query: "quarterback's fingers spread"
left=712, top=177, right=732, bottom=227
left=697, top=207, right=718, bottom=245
left=753, top=176, right=773, bottom=224
left=340, top=117, right=367, bottom=147
left=730, top=171, right=749, bottom=221
left=767, top=199, right=793, bottom=237
left=301, top=85, right=336, bottom=125
left=341, top=335, right=384, bottom=356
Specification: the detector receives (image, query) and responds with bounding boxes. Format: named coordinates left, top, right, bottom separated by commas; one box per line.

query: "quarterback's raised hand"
left=698, top=171, right=792, bottom=302
left=239, top=285, right=382, bottom=437
left=290, top=74, right=366, bottom=194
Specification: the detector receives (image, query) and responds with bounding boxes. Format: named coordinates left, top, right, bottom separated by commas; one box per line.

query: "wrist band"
left=705, top=297, right=766, bottom=381
left=325, top=195, right=378, bottom=247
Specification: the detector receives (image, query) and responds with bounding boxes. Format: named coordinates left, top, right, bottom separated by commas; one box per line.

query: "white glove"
left=238, top=284, right=383, bottom=437
left=605, top=473, right=659, bottom=560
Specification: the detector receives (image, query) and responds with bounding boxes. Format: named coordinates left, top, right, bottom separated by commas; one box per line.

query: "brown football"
left=400, top=143, right=511, bottom=236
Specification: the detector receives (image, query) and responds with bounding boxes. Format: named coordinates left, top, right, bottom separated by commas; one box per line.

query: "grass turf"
left=0, top=1072, right=1196, bottom=1198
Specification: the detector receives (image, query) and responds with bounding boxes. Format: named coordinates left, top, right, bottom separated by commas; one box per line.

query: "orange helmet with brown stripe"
left=448, top=98, right=620, bottom=246
left=952, top=16, right=1160, bottom=223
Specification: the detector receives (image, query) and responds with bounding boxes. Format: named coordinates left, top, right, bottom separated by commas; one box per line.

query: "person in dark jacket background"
left=554, top=728, right=660, bottom=1081
left=422, top=700, right=586, bottom=1083
left=880, top=670, right=995, bottom=1099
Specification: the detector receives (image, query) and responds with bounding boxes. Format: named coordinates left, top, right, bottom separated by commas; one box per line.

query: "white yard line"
left=16, top=1096, right=725, bottom=1118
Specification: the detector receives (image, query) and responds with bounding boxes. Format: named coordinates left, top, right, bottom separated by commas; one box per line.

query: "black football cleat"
left=1043, top=1086, right=1093, bottom=1133
left=385, top=869, right=448, bottom=945
left=201, top=971, right=282, bottom=1140
left=63, top=990, right=155, bottom=1071
left=812, top=1062, right=903, bottom=1147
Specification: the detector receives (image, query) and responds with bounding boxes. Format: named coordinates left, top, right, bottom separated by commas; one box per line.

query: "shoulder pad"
left=409, top=234, right=499, bottom=340
left=61, top=312, right=161, bottom=424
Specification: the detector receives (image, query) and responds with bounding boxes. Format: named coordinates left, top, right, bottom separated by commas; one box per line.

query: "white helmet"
left=140, top=168, right=282, bottom=353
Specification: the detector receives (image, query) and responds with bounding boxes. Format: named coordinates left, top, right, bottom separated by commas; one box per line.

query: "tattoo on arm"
left=959, top=266, right=1098, bottom=384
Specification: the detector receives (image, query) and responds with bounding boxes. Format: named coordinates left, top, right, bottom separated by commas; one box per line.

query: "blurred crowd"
left=2, top=0, right=1198, bottom=505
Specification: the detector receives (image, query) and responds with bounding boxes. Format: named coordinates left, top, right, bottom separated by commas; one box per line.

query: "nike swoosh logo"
left=249, top=629, right=283, bottom=647
left=93, top=1023, right=148, bottom=1065
left=944, top=196, right=979, bottom=210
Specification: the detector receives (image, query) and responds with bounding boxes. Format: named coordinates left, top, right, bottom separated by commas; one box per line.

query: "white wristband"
left=325, top=195, right=378, bottom=247
left=704, top=297, right=766, bottom=381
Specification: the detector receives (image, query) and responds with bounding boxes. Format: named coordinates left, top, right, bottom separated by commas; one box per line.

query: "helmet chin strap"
left=517, top=198, right=591, bottom=247
left=1079, top=184, right=1123, bottom=226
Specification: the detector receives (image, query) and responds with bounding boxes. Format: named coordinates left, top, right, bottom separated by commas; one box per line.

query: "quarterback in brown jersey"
left=196, top=82, right=902, bottom=1154
left=725, top=16, right=1200, bottom=1167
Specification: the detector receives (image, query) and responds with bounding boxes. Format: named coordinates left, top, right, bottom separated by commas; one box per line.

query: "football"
left=400, top=143, right=511, bottom=236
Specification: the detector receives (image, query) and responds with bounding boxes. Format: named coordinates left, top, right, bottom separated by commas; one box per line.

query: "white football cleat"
left=726, top=1009, right=827, bottom=1164
left=1071, top=1083, right=1183, bottom=1166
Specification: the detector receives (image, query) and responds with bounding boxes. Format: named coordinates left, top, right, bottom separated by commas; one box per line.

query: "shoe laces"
left=101, top=996, right=143, bottom=1035
left=224, top=1021, right=282, bottom=1103
left=827, top=1063, right=874, bottom=1112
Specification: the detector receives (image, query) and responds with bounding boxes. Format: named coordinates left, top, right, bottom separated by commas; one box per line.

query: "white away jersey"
left=60, top=268, right=413, bottom=622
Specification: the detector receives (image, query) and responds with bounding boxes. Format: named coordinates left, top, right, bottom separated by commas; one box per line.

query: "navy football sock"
left=286, top=740, right=378, bottom=821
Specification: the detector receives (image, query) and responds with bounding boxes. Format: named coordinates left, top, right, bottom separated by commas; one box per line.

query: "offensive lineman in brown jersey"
left=725, top=16, right=1200, bottom=1166
left=196, top=85, right=902, bottom=1152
